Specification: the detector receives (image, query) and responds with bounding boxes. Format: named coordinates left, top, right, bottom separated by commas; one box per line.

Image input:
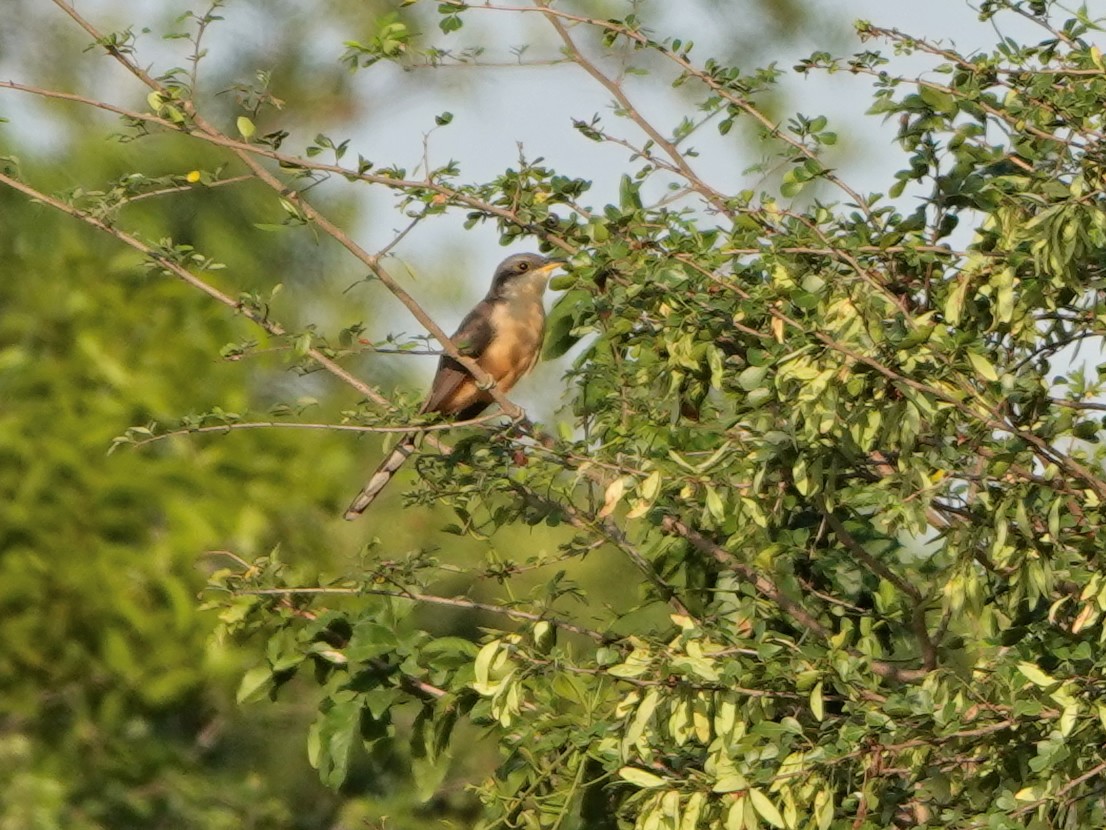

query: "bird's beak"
left=539, top=259, right=570, bottom=291
left=536, top=260, right=564, bottom=274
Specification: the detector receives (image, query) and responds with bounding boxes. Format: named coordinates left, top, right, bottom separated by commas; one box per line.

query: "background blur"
left=0, top=1, right=1035, bottom=826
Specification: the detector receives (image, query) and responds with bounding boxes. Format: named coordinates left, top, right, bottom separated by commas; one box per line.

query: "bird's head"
left=488, top=253, right=563, bottom=301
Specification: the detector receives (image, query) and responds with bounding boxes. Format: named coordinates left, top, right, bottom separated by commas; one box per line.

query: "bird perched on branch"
left=343, top=252, right=563, bottom=519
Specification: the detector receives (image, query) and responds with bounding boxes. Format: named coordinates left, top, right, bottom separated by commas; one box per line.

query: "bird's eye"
left=518, top=261, right=530, bottom=272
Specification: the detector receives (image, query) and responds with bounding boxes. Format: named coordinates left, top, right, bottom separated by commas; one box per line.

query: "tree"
left=4, top=1, right=1106, bottom=828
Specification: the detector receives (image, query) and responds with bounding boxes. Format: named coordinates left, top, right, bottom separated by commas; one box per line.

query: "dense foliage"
left=5, top=1, right=1106, bottom=828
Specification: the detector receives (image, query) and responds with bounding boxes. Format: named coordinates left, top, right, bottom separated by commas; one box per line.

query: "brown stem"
left=245, top=585, right=611, bottom=643
left=661, top=516, right=929, bottom=682
left=123, top=415, right=507, bottom=448
left=819, top=507, right=938, bottom=670
left=539, top=4, right=734, bottom=218
left=44, top=0, right=551, bottom=420
left=0, top=169, right=388, bottom=407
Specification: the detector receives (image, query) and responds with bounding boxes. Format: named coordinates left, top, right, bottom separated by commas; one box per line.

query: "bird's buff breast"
left=481, top=300, right=545, bottom=390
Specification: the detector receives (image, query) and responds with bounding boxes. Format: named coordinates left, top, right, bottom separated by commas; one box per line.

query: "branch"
left=508, top=481, right=697, bottom=621
left=660, top=516, right=929, bottom=683
left=479, top=2, right=873, bottom=214
left=538, top=4, right=734, bottom=218
left=0, top=77, right=579, bottom=252
left=118, top=414, right=508, bottom=449
left=819, top=506, right=938, bottom=671
left=42, top=0, right=557, bottom=420
left=1004, top=760, right=1106, bottom=823
left=0, top=168, right=388, bottom=408
left=244, top=585, right=612, bottom=644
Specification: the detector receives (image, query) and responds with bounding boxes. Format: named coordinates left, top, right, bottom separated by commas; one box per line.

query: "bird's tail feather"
left=343, top=433, right=417, bottom=520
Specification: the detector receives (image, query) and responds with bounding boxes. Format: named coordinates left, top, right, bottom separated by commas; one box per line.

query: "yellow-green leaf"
left=749, top=788, right=785, bottom=829
left=598, top=477, right=626, bottom=518
left=945, top=276, right=970, bottom=325
left=618, top=766, right=666, bottom=789
left=1017, top=661, right=1056, bottom=687
left=712, top=773, right=748, bottom=793
left=725, top=796, right=745, bottom=830
left=705, top=485, right=725, bottom=523
left=814, top=789, right=834, bottom=830
left=680, top=792, right=705, bottom=830
left=236, top=664, right=272, bottom=704
left=967, top=350, right=998, bottom=381
left=810, top=680, right=824, bottom=722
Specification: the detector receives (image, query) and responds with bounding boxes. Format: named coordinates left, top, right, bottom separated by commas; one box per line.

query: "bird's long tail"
left=343, top=433, right=417, bottom=520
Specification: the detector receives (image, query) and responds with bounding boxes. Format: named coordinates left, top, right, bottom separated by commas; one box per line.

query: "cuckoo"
left=343, top=252, right=562, bottom=519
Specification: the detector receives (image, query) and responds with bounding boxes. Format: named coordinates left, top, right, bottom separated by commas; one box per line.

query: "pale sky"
left=0, top=1, right=1078, bottom=416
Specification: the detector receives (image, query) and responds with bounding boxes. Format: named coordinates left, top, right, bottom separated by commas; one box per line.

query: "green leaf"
left=236, top=664, right=273, bottom=704
left=542, top=289, right=588, bottom=360
left=439, top=13, right=463, bottom=33
left=618, top=767, right=666, bottom=789
left=1018, top=661, right=1057, bottom=687
left=346, top=621, right=399, bottom=661
left=749, top=789, right=785, bottom=829
left=619, top=174, right=643, bottom=211
left=312, top=696, right=361, bottom=789
left=410, top=750, right=449, bottom=802
left=780, top=169, right=805, bottom=198
left=738, top=364, right=768, bottom=391
left=919, top=84, right=957, bottom=115
left=705, top=485, right=726, bottom=523
left=586, top=220, right=609, bottom=242
left=967, top=350, right=998, bottom=382
left=410, top=709, right=450, bottom=801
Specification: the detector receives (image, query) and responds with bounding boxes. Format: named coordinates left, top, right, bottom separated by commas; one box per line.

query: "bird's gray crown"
left=488, top=252, right=555, bottom=299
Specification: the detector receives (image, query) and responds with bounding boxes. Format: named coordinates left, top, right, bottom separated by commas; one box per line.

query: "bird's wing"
left=420, top=300, right=496, bottom=414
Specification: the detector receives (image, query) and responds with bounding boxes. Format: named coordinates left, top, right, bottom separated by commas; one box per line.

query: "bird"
left=343, top=252, right=563, bottom=520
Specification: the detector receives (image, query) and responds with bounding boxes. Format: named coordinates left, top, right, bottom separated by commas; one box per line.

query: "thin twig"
left=244, top=585, right=612, bottom=643
left=660, top=516, right=929, bottom=682
left=538, top=2, right=734, bottom=218
left=121, top=414, right=508, bottom=448
left=0, top=168, right=389, bottom=407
